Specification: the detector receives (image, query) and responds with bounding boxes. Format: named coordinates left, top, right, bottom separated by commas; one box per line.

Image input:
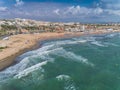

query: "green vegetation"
left=0, top=46, right=7, bottom=49
left=23, top=26, right=39, bottom=30
left=0, top=25, right=18, bottom=36
left=1, top=25, right=17, bottom=30
left=0, top=46, right=7, bottom=52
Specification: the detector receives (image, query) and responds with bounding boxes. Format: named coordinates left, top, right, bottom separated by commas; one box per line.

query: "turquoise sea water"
left=0, top=33, right=120, bottom=90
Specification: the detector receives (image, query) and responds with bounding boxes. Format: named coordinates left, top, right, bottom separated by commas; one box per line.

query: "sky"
left=0, top=0, right=120, bottom=23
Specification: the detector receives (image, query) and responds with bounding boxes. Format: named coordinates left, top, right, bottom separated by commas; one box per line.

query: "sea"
left=0, top=33, right=120, bottom=90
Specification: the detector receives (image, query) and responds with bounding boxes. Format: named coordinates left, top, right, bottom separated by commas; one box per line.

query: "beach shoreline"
left=0, top=30, right=119, bottom=71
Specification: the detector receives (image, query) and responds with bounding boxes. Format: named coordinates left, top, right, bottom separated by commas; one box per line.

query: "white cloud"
left=65, top=6, right=81, bottom=15
left=0, top=7, right=7, bottom=11
left=53, top=5, right=103, bottom=17
left=0, top=2, right=120, bottom=22
left=99, top=0, right=120, bottom=16
left=53, top=9, right=60, bottom=15
left=15, top=0, right=24, bottom=7
left=93, top=7, right=103, bottom=15
left=106, top=9, right=120, bottom=16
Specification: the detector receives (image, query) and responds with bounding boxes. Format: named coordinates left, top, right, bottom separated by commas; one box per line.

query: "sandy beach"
left=0, top=32, right=67, bottom=70
left=0, top=30, right=119, bottom=70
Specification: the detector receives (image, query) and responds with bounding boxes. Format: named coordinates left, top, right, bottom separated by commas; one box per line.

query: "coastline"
left=0, top=33, right=66, bottom=70
left=0, top=30, right=119, bottom=71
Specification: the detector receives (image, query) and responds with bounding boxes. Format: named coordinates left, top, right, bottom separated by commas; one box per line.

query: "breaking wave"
left=0, top=37, right=94, bottom=82
left=14, top=61, right=47, bottom=79
left=0, top=32, right=119, bottom=85
left=50, top=47, right=94, bottom=66
left=56, top=74, right=77, bottom=90
left=91, top=41, right=105, bottom=47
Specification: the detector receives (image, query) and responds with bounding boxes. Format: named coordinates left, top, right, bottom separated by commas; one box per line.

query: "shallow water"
left=0, top=33, right=120, bottom=90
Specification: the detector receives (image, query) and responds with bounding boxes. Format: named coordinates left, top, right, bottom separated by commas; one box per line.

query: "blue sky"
left=0, top=0, right=120, bottom=23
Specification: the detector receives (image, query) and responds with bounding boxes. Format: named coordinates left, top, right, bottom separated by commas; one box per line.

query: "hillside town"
left=0, top=18, right=120, bottom=37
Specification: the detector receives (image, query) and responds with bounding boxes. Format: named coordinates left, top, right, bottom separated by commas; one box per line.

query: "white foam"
left=51, top=47, right=94, bottom=67
left=91, top=41, right=105, bottom=47
left=0, top=47, right=54, bottom=81
left=73, top=38, right=87, bottom=43
left=44, top=39, right=87, bottom=47
left=105, top=33, right=117, bottom=38
left=77, top=40, right=87, bottom=43
left=44, top=40, right=73, bottom=45
left=64, top=84, right=77, bottom=90
left=20, top=44, right=54, bottom=58
left=56, top=74, right=77, bottom=90
left=14, top=61, right=47, bottom=79
left=56, top=74, right=71, bottom=81
left=85, top=37, right=96, bottom=42
left=91, top=41, right=118, bottom=47
left=0, top=37, right=94, bottom=82
left=0, top=44, right=59, bottom=81
left=104, top=42, right=119, bottom=47
left=0, top=57, right=30, bottom=81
